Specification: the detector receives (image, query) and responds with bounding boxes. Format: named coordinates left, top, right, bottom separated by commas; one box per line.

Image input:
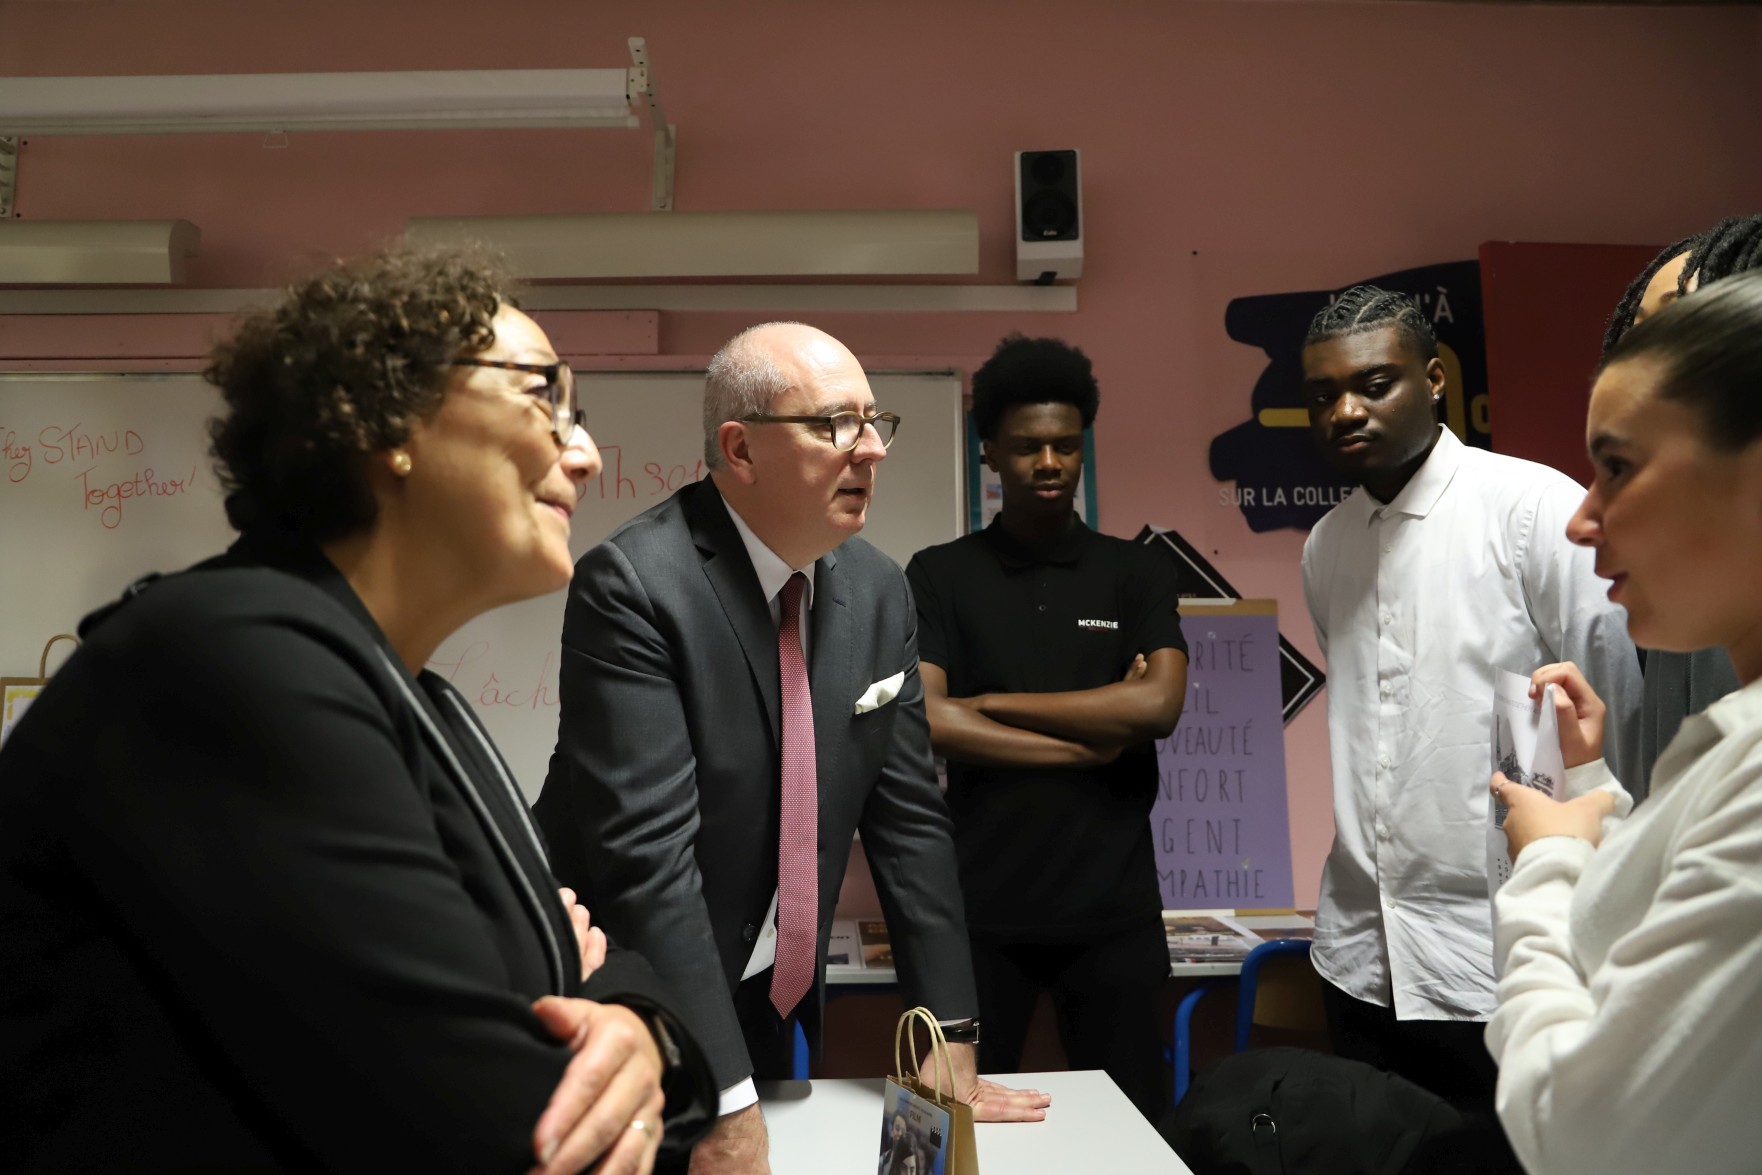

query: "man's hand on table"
left=528, top=995, right=667, bottom=1175
left=688, top=1102, right=772, bottom=1175
left=936, top=1042, right=1051, bottom=1122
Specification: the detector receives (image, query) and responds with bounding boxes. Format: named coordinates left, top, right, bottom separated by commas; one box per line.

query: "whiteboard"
left=0, top=371, right=964, bottom=796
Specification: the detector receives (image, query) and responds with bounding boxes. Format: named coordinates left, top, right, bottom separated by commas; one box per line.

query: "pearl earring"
left=390, top=451, right=413, bottom=476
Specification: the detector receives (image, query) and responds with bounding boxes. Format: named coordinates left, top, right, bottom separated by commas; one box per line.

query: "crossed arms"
left=920, top=647, right=1188, bottom=767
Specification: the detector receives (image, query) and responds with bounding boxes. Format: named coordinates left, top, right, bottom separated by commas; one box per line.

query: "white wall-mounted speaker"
left=1014, top=149, right=1082, bottom=284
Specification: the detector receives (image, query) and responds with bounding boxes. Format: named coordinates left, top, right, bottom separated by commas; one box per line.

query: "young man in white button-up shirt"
left=1297, top=287, right=1642, bottom=1115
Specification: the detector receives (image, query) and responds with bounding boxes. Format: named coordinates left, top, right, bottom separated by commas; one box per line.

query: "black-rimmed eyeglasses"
left=739, top=410, right=900, bottom=452
left=451, top=358, right=581, bottom=444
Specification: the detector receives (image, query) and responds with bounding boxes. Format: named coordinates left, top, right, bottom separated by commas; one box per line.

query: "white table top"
left=758, top=1070, right=1192, bottom=1174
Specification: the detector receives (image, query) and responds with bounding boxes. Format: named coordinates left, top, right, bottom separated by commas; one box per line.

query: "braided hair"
left=1303, top=285, right=1438, bottom=362
left=1603, top=270, right=1762, bottom=452
left=1602, top=215, right=1762, bottom=357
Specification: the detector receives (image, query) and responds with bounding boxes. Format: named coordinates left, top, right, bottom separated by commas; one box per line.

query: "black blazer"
left=0, top=533, right=713, bottom=1173
left=536, top=479, right=978, bottom=1090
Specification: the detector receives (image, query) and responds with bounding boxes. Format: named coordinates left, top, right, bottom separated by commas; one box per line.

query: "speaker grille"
left=1024, top=191, right=1077, bottom=239
left=1018, top=149, right=1080, bottom=243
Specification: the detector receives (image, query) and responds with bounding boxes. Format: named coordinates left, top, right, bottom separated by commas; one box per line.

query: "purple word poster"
left=1154, top=601, right=1293, bottom=907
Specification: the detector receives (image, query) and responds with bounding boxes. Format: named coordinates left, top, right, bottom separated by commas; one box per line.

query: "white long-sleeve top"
left=1487, top=677, right=1762, bottom=1175
left=1302, top=426, right=1642, bottom=1019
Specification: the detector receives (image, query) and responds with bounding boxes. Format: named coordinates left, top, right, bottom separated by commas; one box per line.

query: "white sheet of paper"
left=740, top=887, right=781, bottom=982
left=1488, top=669, right=1567, bottom=900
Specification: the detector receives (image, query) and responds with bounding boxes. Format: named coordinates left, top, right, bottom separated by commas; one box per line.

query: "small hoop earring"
left=390, top=451, right=413, bottom=477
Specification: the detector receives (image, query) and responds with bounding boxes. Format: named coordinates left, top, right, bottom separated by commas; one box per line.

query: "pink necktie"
left=771, top=571, right=819, bottom=1019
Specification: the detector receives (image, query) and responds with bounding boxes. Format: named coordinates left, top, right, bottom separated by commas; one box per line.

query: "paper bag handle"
left=893, top=1005, right=956, bottom=1098
left=36, top=634, right=78, bottom=681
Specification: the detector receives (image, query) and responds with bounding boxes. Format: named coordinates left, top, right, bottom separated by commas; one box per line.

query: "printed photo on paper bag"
left=878, top=1077, right=952, bottom=1175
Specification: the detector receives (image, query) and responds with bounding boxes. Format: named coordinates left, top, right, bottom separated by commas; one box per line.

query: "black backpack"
left=1160, top=1047, right=1514, bottom=1175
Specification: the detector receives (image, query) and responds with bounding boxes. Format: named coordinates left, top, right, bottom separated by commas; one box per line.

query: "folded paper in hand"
left=1487, top=668, right=1566, bottom=899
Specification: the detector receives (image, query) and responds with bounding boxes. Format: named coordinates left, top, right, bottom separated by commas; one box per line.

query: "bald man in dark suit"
left=537, top=323, right=1049, bottom=1173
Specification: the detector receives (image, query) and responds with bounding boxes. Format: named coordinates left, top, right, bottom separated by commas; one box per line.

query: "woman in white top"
left=1486, top=270, right=1762, bottom=1175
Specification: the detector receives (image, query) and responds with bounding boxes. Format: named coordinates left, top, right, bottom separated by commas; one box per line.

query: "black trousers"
left=732, top=968, right=809, bottom=1081
left=970, top=917, right=1169, bottom=1121
left=1321, top=980, right=1523, bottom=1174
left=1320, top=980, right=1498, bottom=1102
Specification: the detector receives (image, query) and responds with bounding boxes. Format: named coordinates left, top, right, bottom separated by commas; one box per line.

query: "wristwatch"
left=940, top=1017, right=981, bottom=1045
left=640, top=1006, right=685, bottom=1072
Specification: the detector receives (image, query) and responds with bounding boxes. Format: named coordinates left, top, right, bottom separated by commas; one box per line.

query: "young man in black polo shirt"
left=905, top=334, right=1188, bottom=1119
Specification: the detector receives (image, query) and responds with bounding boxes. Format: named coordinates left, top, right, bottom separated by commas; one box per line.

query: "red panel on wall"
left=1479, top=241, right=1660, bottom=482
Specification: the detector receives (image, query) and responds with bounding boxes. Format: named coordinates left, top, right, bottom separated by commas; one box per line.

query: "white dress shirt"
left=726, top=504, right=817, bottom=641
left=1488, top=677, right=1762, bottom=1175
left=1301, top=426, right=1641, bottom=1019
left=716, top=504, right=814, bottom=1116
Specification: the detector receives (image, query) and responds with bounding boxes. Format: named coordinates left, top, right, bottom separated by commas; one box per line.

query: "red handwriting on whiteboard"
left=2, top=428, right=30, bottom=483
left=78, top=464, right=199, bottom=530
left=41, top=422, right=145, bottom=472
left=591, top=445, right=638, bottom=500
left=430, top=641, right=561, bottom=712
left=644, top=459, right=705, bottom=495
left=586, top=443, right=707, bottom=502
left=3, top=422, right=148, bottom=486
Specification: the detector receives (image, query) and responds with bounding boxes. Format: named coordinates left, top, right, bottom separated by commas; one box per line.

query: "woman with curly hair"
left=0, top=245, right=714, bottom=1174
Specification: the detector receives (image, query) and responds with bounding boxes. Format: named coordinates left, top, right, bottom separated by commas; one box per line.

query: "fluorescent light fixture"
left=405, top=210, right=980, bottom=279
left=0, top=70, right=638, bottom=135
left=0, top=220, right=200, bottom=284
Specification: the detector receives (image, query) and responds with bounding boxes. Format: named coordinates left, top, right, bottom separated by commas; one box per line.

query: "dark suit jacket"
left=536, top=478, right=978, bottom=1091
left=0, top=533, right=713, bottom=1173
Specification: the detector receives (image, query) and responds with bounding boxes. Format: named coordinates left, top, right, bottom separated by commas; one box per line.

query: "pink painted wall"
left=6, top=0, right=1762, bottom=907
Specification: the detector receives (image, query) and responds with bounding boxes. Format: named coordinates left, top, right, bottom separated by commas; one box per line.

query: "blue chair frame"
left=1172, top=938, right=1313, bottom=1104
left=791, top=1019, right=810, bottom=1079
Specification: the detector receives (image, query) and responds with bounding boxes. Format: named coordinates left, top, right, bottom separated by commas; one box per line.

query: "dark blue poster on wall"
left=1208, top=259, right=1489, bottom=533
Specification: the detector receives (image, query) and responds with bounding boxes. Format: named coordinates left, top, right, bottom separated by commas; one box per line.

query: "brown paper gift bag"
left=881, top=1005, right=979, bottom=1175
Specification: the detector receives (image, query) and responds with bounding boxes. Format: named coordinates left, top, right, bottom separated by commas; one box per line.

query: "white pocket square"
left=853, top=671, right=906, bottom=715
